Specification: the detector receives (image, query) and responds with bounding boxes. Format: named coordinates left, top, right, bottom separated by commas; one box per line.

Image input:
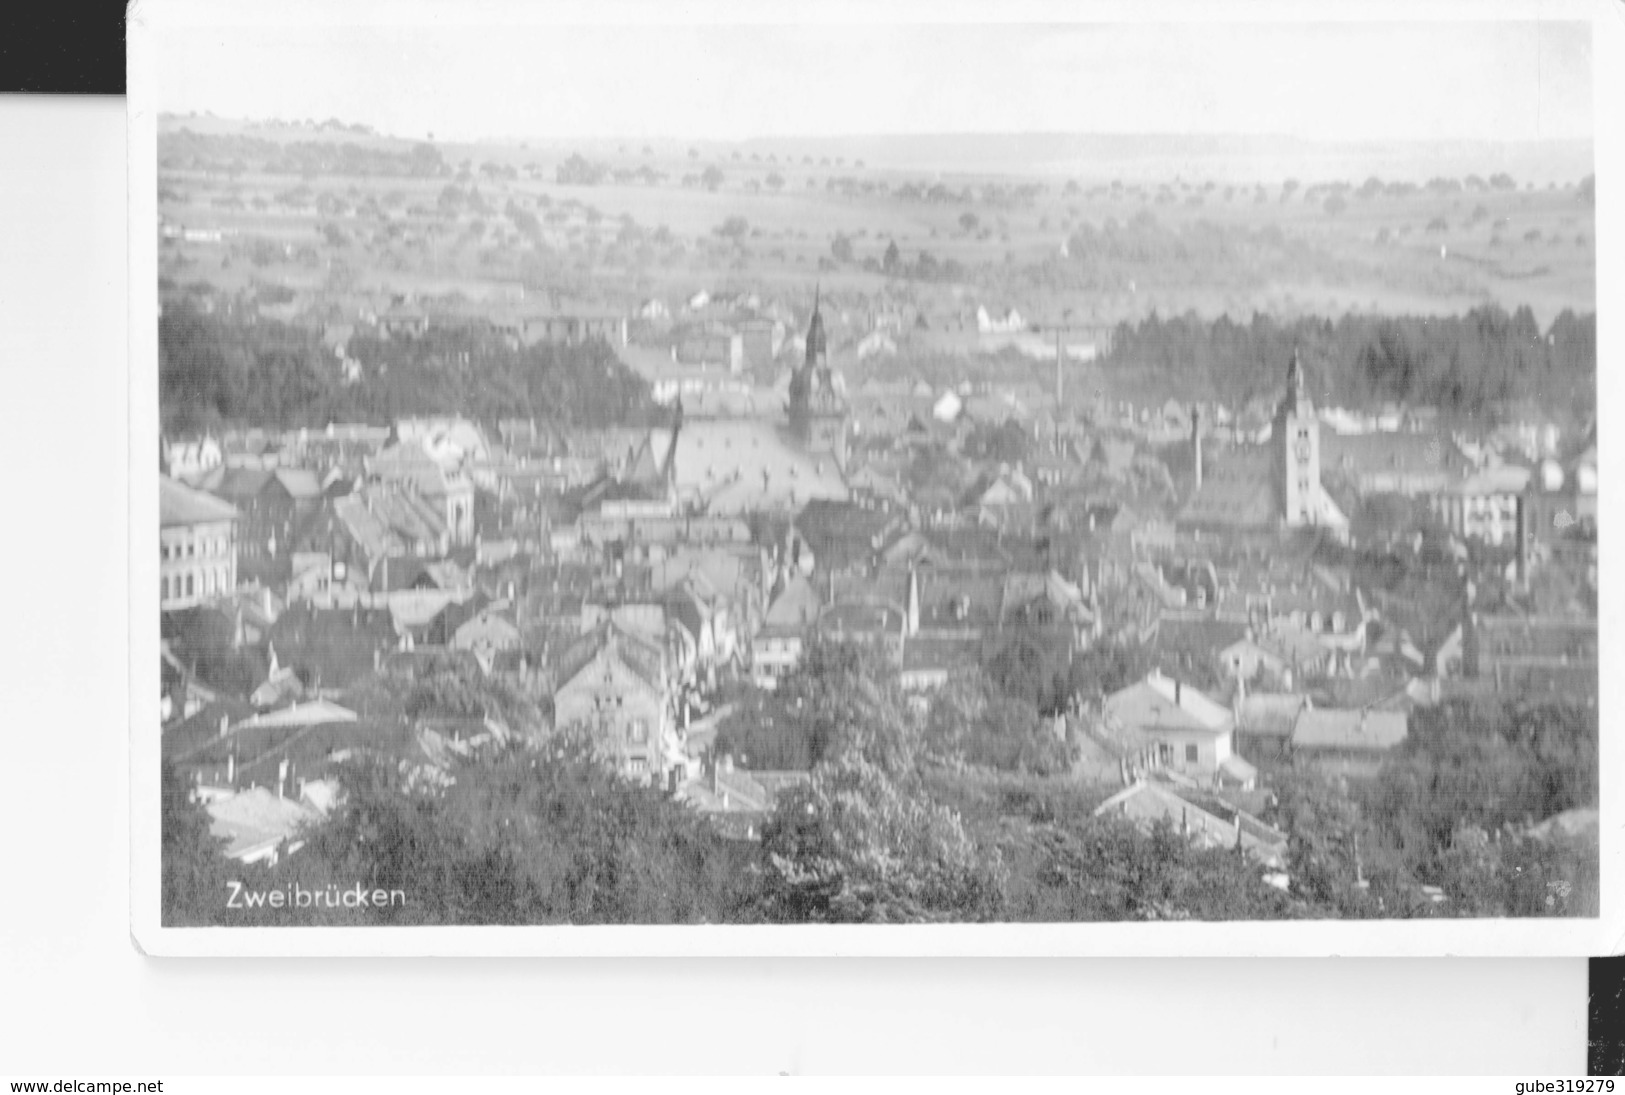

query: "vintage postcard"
left=128, top=0, right=1620, bottom=955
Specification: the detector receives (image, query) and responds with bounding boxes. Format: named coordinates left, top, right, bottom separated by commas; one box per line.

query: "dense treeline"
left=715, top=636, right=1073, bottom=776
left=1270, top=695, right=1598, bottom=918
left=160, top=129, right=447, bottom=178
left=1095, top=305, right=1595, bottom=422
left=162, top=639, right=1597, bottom=926
left=159, top=299, right=657, bottom=434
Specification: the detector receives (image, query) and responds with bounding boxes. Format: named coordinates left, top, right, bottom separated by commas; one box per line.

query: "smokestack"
left=1055, top=330, right=1064, bottom=406
left=1191, top=406, right=1203, bottom=491
left=1514, top=493, right=1528, bottom=589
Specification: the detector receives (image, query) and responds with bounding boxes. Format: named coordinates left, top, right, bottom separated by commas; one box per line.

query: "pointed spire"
left=804, top=284, right=827, bottom=369
left=663, top=396, right=683, bottom=484
left=1285, top=344, right=1305, bottom=402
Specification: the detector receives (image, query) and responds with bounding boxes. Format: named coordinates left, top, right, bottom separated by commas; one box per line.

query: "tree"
left=161, top=762, right=234, bottom=926
left=924, top=672, right=1072, bottom=775
left=555, top=153, right=607, bottom=186
left=958, top=211, right=979, bottom=233
left=882, top=239, right=902, bottom=275
left=756, top=749, right=1006, bottom=923
left=962, top=418, right=1031, bottom=464
left=829, top=233, right=854, bottom=263
left=405, top=652, right=543, bottom=736
left=293, top=734, right=756, bottom=925
left=765, top=172, right=785, bottom=191
left=1019, top=815, right=1296, bottom=922
left=701, top=164, right=725, bottom=191
left=713, top=215, right=751, bottom=241
left=1270, top=767, right=1397, bottom=917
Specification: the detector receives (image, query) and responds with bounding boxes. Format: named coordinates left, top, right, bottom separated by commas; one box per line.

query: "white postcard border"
left=128, top=0, right=1625, bottom=957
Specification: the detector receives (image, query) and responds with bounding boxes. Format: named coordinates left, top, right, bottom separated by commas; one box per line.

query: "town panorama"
left=155, top=115, right=1598, bottom=926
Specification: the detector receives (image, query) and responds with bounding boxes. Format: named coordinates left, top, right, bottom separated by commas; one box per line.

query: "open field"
left=158, top=117, right=1594, bottom=329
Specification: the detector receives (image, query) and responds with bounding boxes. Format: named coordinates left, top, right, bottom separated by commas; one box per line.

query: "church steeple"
left=1275, top=344, right=1321, bottom=528
left=1284, top=344, right=1306, bottom=408
left=786, top=282, right=849, bottom=472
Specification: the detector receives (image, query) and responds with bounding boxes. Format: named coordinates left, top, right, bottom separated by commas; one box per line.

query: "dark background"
left=1, top=4, right=126, bottom=95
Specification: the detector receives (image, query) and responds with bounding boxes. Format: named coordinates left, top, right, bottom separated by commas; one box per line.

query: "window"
left=184, top=574, right=194, bottom=597
left=629, top=721, right=648, bottom=744
left=1185, top=744, right=1200, bottom=764
left=161, top=576, right=169, bottom=601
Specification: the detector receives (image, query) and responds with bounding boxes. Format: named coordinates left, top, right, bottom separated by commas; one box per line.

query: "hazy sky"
left=151, top=4, right=1594, bottom=145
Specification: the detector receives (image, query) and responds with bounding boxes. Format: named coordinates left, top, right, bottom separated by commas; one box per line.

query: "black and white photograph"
left=129, top=0, right=1615, bottom=954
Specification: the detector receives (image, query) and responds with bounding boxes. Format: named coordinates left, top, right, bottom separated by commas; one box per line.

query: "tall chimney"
left=1514, top=493, right=1528, bottom=590
left=1055, top=330, right=1064, bottom=406
left=1191, top=406, right=1203, bottom=491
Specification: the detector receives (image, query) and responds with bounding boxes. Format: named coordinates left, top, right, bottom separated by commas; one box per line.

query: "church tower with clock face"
left=1274, top=346, right=1321, bottom=527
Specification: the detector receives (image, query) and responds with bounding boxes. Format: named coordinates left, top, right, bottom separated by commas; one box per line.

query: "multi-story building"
left=367, top=441, right=476, bottom=546
left=1430, top=466, right=1531, bottom=547
left=160, top=476, right=238, bottom=611
left=1095, top=669, right=1255, bottom=789
left=552, top=622, right=678, bottom=782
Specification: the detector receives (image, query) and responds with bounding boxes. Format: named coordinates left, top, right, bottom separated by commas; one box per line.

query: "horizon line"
left=159, top=113, right=1595, bottom=149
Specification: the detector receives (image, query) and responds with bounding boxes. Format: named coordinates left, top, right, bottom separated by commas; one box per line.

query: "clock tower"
left=787, top=285, right=849, bottom=471
left=1274, top=346, right=1321, bottom=527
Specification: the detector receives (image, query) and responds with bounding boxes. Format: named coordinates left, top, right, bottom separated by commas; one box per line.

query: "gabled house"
left=205, top=783, right=334, bottom=867
left=1093, top=781, right=1287, bottom=869
left=1289, top=707, right=1408, bottom=777
left=751, top=575, right=822, bottom=689
left=451, top=609, right=522, bottom=659
left=552, top=622, right=677, bottom=782
left=1096, top=670, right=1253, bottom=789
left=367, top=440, right=476, bottom=546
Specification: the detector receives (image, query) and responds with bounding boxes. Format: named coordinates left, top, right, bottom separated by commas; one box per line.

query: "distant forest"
left=158, top=128, right=449, bottom=179
left=1095, top=306, right=1596, bottom=423
left=158, top=300, right=657, bottom=434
